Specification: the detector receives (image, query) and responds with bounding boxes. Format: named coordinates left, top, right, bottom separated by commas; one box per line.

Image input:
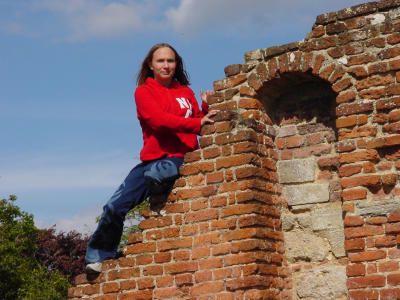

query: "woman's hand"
left=201, top=110, right=219, bottom=126
left=200, top=89, right=215, bottom=104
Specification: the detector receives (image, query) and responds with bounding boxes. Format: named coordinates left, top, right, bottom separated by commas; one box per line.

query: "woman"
left=85, top=43, right=218, bottom=273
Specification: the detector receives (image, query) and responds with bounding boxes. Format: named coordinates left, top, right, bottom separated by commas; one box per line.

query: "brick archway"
left=70, top=2, right=400, bottom=299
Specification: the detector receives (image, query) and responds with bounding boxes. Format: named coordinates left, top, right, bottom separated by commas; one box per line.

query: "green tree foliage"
left=0, top=195, right=70, bottom=300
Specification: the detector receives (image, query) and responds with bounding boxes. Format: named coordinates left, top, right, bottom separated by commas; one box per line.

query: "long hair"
left=136, top=43, right=190, bottom=86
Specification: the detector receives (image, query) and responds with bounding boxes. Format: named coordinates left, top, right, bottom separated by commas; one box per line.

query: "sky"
left=0, top=0, right=366, bottom=235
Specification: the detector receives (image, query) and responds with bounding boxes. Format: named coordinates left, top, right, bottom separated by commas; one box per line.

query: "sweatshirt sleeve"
left=135, top=86, right=202, bottom=134
left=187, top=88, right=208, bottom=118
left=201, top=101, right=209, bottom=115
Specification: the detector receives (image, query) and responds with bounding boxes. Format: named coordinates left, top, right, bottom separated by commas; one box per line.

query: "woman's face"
left=149, top=47, right=176, bottom=86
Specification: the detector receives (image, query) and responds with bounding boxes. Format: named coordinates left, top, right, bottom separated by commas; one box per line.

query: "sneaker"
left=86, top=262, right=102, bottom=274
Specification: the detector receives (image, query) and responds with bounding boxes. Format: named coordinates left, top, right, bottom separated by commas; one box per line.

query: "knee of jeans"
left=100, top=203, right=117, bottom=223
left=145, top=176, right=176, bottom=194
left=144, top=160, right=180, bottom=194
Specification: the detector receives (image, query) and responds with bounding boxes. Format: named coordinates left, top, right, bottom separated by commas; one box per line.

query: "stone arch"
left=246, top=52, right=349, bottom=299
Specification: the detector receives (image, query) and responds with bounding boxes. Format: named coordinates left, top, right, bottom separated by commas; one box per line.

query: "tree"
left=35, top=227, right=89, bottom=284
left=0, top=195, right=70, bottom=300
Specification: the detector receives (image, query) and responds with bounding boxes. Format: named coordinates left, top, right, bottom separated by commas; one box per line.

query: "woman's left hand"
left=200, top=89, right=215, bottom=104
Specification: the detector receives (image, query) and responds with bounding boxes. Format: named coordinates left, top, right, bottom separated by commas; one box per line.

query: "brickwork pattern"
left=70, top=1, right=400, bottom=299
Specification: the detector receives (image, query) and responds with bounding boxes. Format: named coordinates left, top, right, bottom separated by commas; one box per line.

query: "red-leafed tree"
left=35, top=227, right=89, bottom=284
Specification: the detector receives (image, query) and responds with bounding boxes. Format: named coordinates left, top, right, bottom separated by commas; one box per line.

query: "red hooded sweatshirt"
left=135, top=78, right=209, bottom=161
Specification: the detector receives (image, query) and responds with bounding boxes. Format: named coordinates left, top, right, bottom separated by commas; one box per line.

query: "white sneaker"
left=86, top=262, right=102, bottom=274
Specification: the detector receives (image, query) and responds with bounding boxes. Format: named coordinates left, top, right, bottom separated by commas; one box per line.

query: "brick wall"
left=69, top=1, right=400, bottom=299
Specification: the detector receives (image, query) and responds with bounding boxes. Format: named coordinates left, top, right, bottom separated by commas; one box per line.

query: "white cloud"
left=2, top=0, right=366, bottom=42
left=165, top=0, right=366, bottom=38
left=165, top=0, right=273, bottom=36
left=32, top=0, right=162, bottom=41
left=35, top=205, right=102, bottom=235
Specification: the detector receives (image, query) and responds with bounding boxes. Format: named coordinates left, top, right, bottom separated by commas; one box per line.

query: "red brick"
left=369, top=62, right=388, bottom=75
left=347, top=275, right=386, bottom=289
left=165, top=261, right=198, bottom=274
left=362, top=162, right=375, bottom=173
left=336, top=115, right=357, bottom=128
left=286, top=136, right=304, bottom=148
left=342, top=189, right=367, bottom=201
left=389, top=110, right=400, bottom=122
left=367, top=37, right=386, bottom=48
left=175, top=273, right=193, bottom=286
left=374, top=113, right=389, bottom=124
left=143, top=265, right=163, bottom=276
left=366, top=216, right=387, bottom=225
left=198, top=257, right=223, bottom=270
left=359, top=87, right=387, bottom=99
left=102, top=282, right=119, bottom=294
left=133, top=255, right=151, bottom=267
left=346, top=53, right=376, bottom=66
left=367, top=263, right=377, bottom=274
left=348, top=66, right=368, bottom=78
left=388, top=274, right=400, bottom=286
left=123, top=242, right=156, bottom=255
left=341, top=175, right=381, bottom=189
left=119, top=280, right=136, bottom=291
left=339, top=150, right=379, bottom=164
left=384, top=122, right=400, bottom=134
left=347, top=264, right=366, bottom=277
left=377, top=97, right=400, bottom=111
left=388, top=211, right=400, bottom=222
left=382, top=173, right=398, bottom=186
left=385, top=222, right=400, bottom=233
left=380, top=289, right=400, bottom=300
left=336, top=90, right=357, bottom=104
left=349, top=289, right=379, bottom=300
left=180, top=162, right=214, bottom=175
left=345, top=225, right=385, bottom=238
left=139, top=216, right=173, bottom=229
left=137, top=278, right=155, bottom=290
left=345, top=238, right=365, bottom=251
left=156, top=275, right=174, bottom=288
left=388, top=32, right=400, bottom=44
left=379, top=261, right=399, bottom=273
left=176, top=185, right=216, bottom=200
left=375, top=236, right=398, bottom=248
left=336, top=102, right=374, bottom=116
left=190, top=282, right=225, bottom=296
left=193, top=233, right=220, bottom=247
left=153, top=287, right=184, bottom=299
left=337, top=140, right=356, bottom=152
left=348, top=250, right=386, bottom=262
left=333, top=77, right=352, bottom=93
left=339, top=164, right=362, bottom=177
left=344, top=215, right=364, bottom=227
left=356, top=75, right=394, bottom=91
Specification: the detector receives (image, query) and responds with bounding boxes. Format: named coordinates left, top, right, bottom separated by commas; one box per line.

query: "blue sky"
left=1, top=0, right=365, bottom=234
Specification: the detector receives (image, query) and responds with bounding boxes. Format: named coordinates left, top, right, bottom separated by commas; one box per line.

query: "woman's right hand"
left=201, top=110, right=219, bottom=126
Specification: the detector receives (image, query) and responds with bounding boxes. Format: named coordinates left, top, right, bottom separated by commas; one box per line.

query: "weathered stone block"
left=295, top=265, right=347, bottom=299
left=284, top=232, right=330, bottom=262
left=311, top=203, right=345, bottom=257
left=355, top=198, right=400, bottom=216
left=278, top=158, right=315, bottom=183
left=311, top=203, right=343, bottom=231
left=283, top=183, right=329, bottom=206
left=281, top=210, right=312, bottom=231
left=319, top=228, right=346, bottom=258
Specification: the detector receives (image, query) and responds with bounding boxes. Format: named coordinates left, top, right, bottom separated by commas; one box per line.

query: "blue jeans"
left=85, top=156, right=184, bottom=263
